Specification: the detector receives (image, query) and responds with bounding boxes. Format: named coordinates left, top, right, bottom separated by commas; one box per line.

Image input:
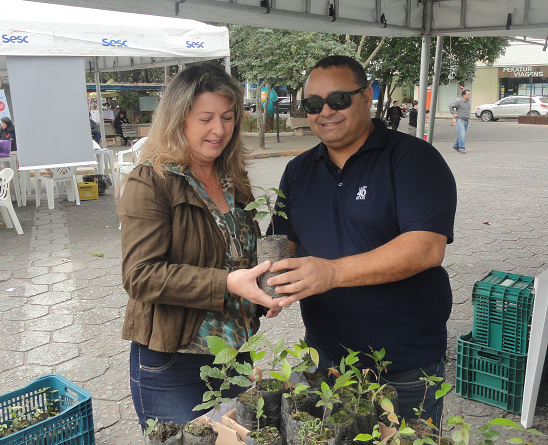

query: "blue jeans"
left=130, top=342, right=250, bottom=430
left=91, top=130, right=101, bottom=144
left=304, top=334, right=445, bottom=431
left=454, top=118, right=468, bottom=151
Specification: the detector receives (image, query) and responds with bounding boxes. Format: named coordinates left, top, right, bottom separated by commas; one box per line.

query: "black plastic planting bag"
left=280, top=396, right=314, bottom=445
left=82, top=174, right=112, bottom=195
left=258, top=388, right=284, bottom=429
left=236, top=399, right=265, bottom=431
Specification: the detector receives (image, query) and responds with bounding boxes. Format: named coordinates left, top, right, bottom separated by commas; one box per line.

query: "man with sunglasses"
left=267, top=55, right=457, bottom=429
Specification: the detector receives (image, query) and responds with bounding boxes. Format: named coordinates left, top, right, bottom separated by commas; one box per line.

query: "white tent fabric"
left=26, top=0, right=548, bottom=40
left=0, top=0, right=230, bottom=75
left=0, top=0, right=230, bottom=170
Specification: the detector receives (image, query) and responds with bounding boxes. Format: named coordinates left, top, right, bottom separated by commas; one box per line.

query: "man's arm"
left=448, top=99, right=458, bottom=116
left=269, top=230, right=448, bottom=307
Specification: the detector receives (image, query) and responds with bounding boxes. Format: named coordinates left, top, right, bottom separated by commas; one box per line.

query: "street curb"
left=246, top=149, right=308, bottom=159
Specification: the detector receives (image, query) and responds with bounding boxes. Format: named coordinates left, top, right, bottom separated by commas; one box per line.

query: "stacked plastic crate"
left=456, top=270, right=535, bottom=413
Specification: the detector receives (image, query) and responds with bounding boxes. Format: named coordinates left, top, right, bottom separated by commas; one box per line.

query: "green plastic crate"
left=472, top=270, right=535, bottom=354
left=456, top=332, right=527, bottom=413
left=0, top=374, right=95, bottom=445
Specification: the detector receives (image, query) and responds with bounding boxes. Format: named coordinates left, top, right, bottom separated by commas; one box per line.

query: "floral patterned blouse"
left=162, top=165, right=260, bottom=354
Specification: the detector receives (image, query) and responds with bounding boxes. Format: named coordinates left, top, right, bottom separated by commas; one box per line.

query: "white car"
left=475, top=96, right=548, bottom=121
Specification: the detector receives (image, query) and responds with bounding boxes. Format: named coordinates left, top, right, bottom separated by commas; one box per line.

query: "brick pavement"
left=0, top=119, right=547, bottom=444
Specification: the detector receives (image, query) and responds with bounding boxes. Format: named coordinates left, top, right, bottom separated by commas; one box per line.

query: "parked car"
left=475, top=95, right=548, bottom=121
left=243, top=100, right=256, bottom=112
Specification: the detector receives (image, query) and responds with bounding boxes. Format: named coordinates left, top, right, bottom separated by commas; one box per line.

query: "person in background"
left=268, top=55, right=457, bottom=430
left=113, top=110, right=130, bottom=145
left=117, top=62, right=280, bottom=431
left=407, top=100, right=419, bottom=137
left=387, top=100, right=404, bottom=131
left=0, top=117, right=16, bottom=151
left=449, top=89, right=471, bottom=154
left=90, top=117, right=101, bottom=145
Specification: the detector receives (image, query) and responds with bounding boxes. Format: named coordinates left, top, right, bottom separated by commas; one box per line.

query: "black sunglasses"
left=301, top=87, right=366, bottom=115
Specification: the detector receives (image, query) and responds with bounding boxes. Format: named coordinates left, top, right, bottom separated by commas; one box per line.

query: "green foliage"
left=244, top=186, right=287, bottom=234
left=145, top=417, right=159, bottom=435
left=194, top=334, right=265, bottom=413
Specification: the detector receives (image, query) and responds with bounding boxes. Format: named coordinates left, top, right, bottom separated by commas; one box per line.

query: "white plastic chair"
left=36, top=167, right=80, bottom=209
left=0, top=168, right=23, bottom=234
left=117, top=137, right=147, bottom=183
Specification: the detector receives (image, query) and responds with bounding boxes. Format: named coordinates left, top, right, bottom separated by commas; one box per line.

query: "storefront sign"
left=500, top=66, right=546, bottom=78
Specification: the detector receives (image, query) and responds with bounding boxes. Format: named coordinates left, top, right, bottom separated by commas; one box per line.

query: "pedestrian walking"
left=387, top=100, right=404, bottom=131
left=449, top=89, right=471, bottom=154
left=407, top=100, right=418, bottom=137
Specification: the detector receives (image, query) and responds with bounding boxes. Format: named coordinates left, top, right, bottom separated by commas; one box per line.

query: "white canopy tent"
left=0, top=0, right=230, bottom=169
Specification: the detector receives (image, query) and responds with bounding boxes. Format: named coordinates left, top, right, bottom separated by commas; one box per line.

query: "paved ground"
left=1, top=117, right=547, bottom=444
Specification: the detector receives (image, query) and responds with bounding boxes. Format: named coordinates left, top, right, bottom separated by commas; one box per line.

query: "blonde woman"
left=118, top=63, right=280, bottom=429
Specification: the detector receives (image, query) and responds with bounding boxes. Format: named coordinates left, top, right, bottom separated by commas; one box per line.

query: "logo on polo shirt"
left=356, top=186, right=367, bottom=200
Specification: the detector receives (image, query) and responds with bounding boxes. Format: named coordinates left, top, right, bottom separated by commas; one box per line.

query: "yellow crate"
left=77, top=182, right=99, bottom=200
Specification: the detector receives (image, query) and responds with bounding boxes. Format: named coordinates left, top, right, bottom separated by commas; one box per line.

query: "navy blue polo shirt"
left=272, top=119, right=457, bottom=373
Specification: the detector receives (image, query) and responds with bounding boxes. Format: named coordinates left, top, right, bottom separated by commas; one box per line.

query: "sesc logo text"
left=186, top=39, right=205, bottom=49
left=2, top=35, right=29, bottom=43
left=102, top=38, right=128, bottom=47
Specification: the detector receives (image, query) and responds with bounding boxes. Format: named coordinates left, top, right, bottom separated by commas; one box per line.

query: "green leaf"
left=505, top=439, right=524, bottom=444
left=423, top=438, right=438, bottom=445
left=234, top=361, right=253, bottom=375
left=490, top=418, right=520, bottom=428
left=274, top=338, right=285, bottom=354
left=276, top=211, right=288, bottom=219
left=200, top=366, right=224, bottom=380
left=228, top=376, right=253, bottom=387
left=213, top=347, right=238, bottom=364
left=269, top=371, right=286, bottom=381
left=354, top=434, right=373, bottom=441
left=203, top=391, right=214, bottom=402
left=282, top=358, right=292, bottom=380
left=253, top=211, right=268, bottom=221
left=273, top=189, right=286, bottom=198
left=244, top=201, right=260, bottom=210
left=239, top=334, right=265, bottom=353
left=207, top=337, right=229, bottom=356
left=193, top=401, right=215, bottom=411
left=250, top=351, right=265, bottom=362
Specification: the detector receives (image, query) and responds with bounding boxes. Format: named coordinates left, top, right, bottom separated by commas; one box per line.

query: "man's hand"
left=267, top=257, right=338, bottom=307
left=227, top=261, right=281, bottom=317
left=453, top=114, right=458, bottom=119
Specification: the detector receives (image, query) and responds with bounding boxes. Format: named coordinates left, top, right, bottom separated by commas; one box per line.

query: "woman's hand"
left=227, top=261, right=282, bottom=318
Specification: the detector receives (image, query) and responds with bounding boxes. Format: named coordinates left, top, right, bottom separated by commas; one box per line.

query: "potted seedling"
left=244, top=396, right=283, bottom=445
left=244, top=186, right=290, bottom=298
left=144, top=418, right=183, bottom=445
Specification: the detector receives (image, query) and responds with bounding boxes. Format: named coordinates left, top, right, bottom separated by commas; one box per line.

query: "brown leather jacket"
left=119, top=165, right=259, bottom=352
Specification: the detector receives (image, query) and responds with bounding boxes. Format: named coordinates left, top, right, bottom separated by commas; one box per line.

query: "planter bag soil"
left=181, top=422, right=218, bottom=445
left=345, top=400, right=377, bottom=435
left=280, top=395, right=313, bottom=445
left=325, top=409, right=360, bottom=445
left=258, top=388, right=284, bottom=429
left=257, top=235, right=290, bottom=298
left=144, top=430, right=182, bottom=445
left=303, top=426, right=342, bottom=445
left=246, top=427, right=283, bottom=445
left=303, top=371, right=327, bottom=419
left=236, top=399, right=265, bottom=431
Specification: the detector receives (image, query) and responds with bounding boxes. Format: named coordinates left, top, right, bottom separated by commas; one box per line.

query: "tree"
left=351, top=36, right=509, bottom=118
left=228, top=25, right=354, bottom=148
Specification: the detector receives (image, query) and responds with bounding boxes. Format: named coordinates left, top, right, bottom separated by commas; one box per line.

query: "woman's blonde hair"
left=139, top=62, right=251, bottom=201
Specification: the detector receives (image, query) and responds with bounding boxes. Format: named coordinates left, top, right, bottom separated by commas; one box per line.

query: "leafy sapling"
left=145, top=418, right=159, bottom=436
left=194, top=334, right=265, bottom=413
left=244, top=186, right=287, bottom=234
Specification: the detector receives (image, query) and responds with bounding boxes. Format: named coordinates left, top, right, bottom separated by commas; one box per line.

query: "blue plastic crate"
left=472, top=270, right=535, bottom=354
left=456, top=332, right=527, bottom=413
left=0, top=374, right=94, bottom=445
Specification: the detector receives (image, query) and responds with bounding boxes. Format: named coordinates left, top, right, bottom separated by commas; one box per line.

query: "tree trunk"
left=257, top=92, right=265, bottom=149
left=258, top=85, right=273, bottom=149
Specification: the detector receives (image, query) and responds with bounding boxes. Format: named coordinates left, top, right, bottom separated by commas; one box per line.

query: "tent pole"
left=224, top=56, right=231, bottom=75
left=417, top=35, right=431, bottom=140
left=427, top=36, right=443, bottom=144
left=93, top=58, right=107, bottom=149
left=417, top=0, right=433, bottom=140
